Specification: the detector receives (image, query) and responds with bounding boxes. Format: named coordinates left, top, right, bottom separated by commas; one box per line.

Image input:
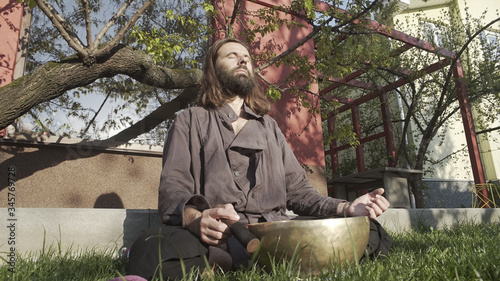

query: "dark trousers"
left=363, top=219, right=393, bottom=260
left=127, top=220, right=392, bottom=280
left=127, top=225, right=208, bottom=281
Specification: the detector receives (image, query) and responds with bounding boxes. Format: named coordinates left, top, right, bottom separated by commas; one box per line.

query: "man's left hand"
left=346, top=188, right=390, bottom=219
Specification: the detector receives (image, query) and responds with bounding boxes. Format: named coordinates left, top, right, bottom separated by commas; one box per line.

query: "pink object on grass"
left=107, top=275, right=147, bottom=281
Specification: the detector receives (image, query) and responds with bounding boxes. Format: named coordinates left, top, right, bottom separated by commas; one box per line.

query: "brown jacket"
left=158, top=104, right=346, bottom=226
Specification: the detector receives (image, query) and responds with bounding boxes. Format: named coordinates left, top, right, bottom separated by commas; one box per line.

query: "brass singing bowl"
left=247, top=216, right=370, bottom=275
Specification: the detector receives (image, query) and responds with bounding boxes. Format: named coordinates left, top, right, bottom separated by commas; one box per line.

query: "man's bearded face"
left=215, top=42, right=256, bottom=97
left=216, top=64, right=256, bottom=97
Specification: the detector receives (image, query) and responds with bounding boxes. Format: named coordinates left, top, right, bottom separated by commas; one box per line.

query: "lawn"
left=1, top=221, right=499, bottom=280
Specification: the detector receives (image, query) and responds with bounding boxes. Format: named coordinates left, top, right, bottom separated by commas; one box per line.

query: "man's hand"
left=345, top=188, right=390, bottom=219
left=185, top=203, right=240, bottom=245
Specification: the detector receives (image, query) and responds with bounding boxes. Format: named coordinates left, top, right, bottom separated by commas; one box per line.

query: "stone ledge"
left=377, top=208, right=500, bottom=233
left=0, top=208, right=161, bottom=259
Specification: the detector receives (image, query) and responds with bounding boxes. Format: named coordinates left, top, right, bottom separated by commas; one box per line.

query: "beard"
left=216, top=66, right=256, bottom=97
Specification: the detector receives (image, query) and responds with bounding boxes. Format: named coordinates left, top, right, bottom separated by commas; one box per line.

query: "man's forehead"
left=218, top=42, right=250, bottom=56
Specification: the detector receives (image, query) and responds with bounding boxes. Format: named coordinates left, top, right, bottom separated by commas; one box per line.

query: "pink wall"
left=0, top=0, right=24, bottom=86
left=0, top=0, right=25, bottom=135
left=214, top=0, right=325, bottom=167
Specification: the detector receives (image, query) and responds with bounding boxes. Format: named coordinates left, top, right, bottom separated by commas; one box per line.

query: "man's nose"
left=238, top=56, right=249, bottom=65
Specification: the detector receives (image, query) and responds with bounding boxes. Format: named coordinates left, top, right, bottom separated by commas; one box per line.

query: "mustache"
left=233, top=65, right=251, bottom=74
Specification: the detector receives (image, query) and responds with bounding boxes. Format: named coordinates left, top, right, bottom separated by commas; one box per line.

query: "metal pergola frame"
left=312, top=1, right=489, bottom=206
left=248, top=0, right=489, bottom=206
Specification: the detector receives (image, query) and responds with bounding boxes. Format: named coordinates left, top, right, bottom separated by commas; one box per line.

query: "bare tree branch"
left=35, top=0, right=87, bottom=57
left=93, top=0, right=156, bottom=58
left=256, top=72, right=274, bottom=87
left=228, top=0, right=243, bottom=37
left=427, top=144, right=468, bottom=165
left=35, top=0, right=156, bottom=64
left=92, top=0, right=133, bottom=50
left=81, top=0, right=92, bottom=47
left=81, top=89, right=112, bottom=137
left=28, top=110, right=55, bottom=135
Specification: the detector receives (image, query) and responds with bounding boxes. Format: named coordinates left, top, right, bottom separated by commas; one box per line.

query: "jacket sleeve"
left=158, top=111, right=210, bottom=226
left=274, top=121, right=347, bottom=217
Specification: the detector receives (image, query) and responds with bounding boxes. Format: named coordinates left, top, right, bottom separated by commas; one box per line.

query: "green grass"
left=1, top=221, right=499, bottom=280
left=0, top=244, right=128, bottom=281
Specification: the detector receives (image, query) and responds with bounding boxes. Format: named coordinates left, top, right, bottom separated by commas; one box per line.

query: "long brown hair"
left=199, top=38, right=271, bottom=115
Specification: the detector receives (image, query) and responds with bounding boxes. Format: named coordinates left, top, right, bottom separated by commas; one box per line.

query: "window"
left=422, top=22, right=443, bottom=46
left=480, top=30, right=499, bottom=59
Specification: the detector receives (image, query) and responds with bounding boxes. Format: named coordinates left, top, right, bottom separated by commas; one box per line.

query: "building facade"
left=393, top=0, right=500, bottom=206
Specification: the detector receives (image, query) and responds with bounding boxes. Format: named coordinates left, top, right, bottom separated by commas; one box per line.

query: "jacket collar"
left=217, top=103, right=264, bottom=123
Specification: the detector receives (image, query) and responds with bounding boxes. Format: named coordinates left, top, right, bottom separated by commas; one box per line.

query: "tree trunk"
left=0, top=44, right=202, bottom=129
left=409, top=128, right=436, bottom=208
left=409, top=173, right=426, bottom=208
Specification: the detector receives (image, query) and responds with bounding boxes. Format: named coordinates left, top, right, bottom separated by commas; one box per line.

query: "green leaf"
left=17, top=0, right=37, bottom=9
left=266, top=87, right=282, bottom=101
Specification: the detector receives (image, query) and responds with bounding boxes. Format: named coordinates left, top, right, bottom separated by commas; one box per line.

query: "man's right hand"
left=184, top=203, right=240, bottom=245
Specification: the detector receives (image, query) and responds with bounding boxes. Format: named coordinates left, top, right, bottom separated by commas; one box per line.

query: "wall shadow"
left=94, top=192, right=124, bottom=208
left=122, top=209, right=162, bottom=250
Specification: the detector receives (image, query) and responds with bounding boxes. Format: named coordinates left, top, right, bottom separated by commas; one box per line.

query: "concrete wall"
left=1, top=133, right=162, bottom=209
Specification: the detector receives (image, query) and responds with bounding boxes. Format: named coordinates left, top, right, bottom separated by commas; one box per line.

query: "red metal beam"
left=314, top=0, right=456, bottom=58
left=352, top=106, right=365, bottom=172
left=379, top=92, right=396, bottom=166
left=453, top=60, right=489, bottom=207
left=327, top=116, right=339, bottom=196
left=325, top=58, right=452, bottom=175
left=329, top=77, right=382, bottom=91
left=331, top=58, right=452, bottom=114
left=319, top=68, right=369, bottom=94
left=319, top=43, right=414, bottom=97
left=329, top=131, right=385, bottom=153
left=321, top=95, right=355, bottom=105
left=364, top=21, right=455, bottom=58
